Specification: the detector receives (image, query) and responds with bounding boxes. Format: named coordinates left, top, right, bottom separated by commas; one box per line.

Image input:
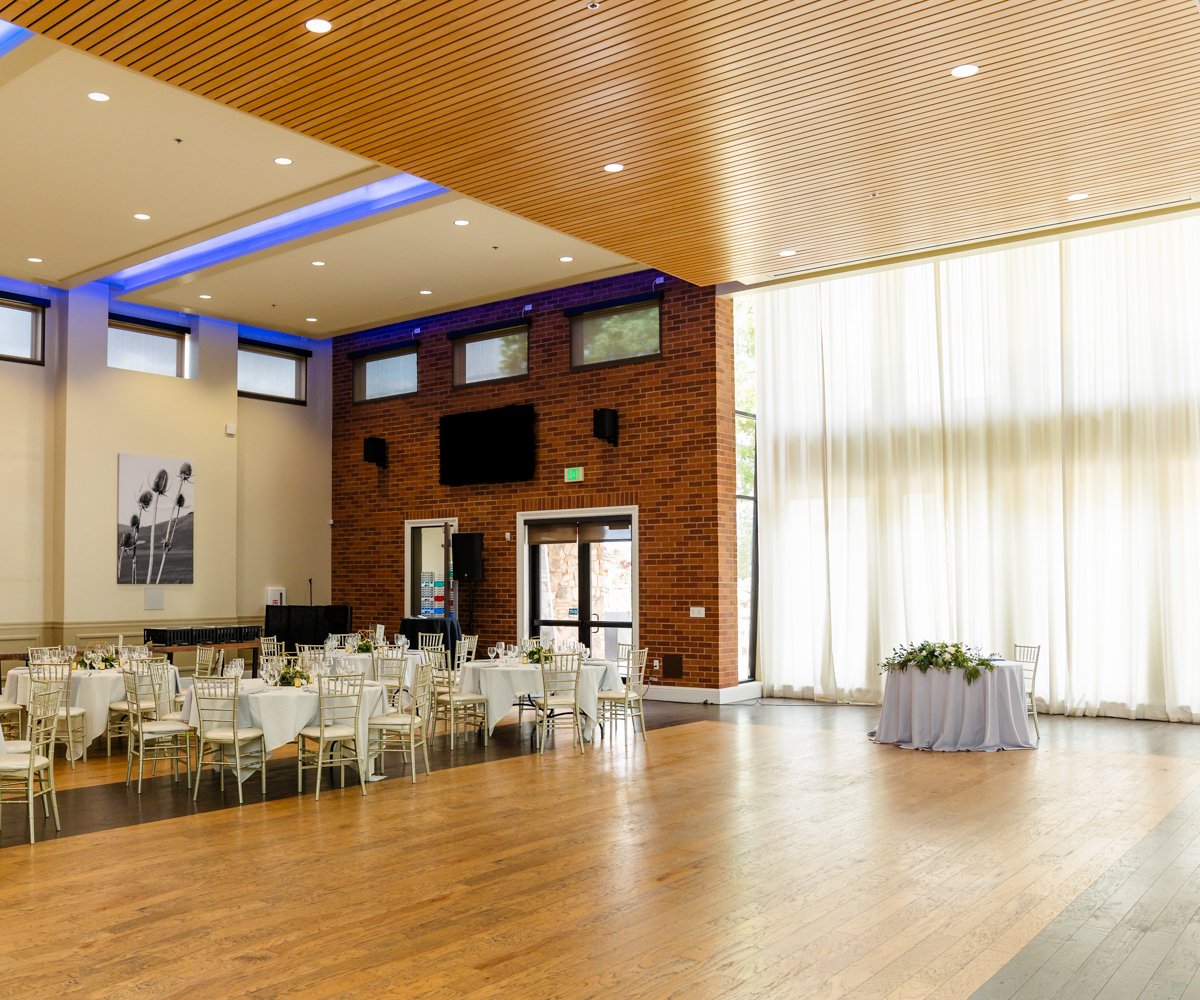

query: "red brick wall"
left=330, top=270, right=738, bottom=689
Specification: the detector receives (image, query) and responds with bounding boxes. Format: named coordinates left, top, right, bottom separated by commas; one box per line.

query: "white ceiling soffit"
left=0, top=35, right=380, bottom=287
left=119, top=193, right=641, bottom=338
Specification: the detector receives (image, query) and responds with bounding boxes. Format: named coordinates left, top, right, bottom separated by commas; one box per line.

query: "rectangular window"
left=353, top=347, right=417, bottom=401
left=453, top=325, right=528, bottom=386
left=570, top=300, right=660, bottom=369
left=0, top=298, right=44, bottom=364
left=107, top=320, right=186, bottom=378
left=237, top=341, right=308, bottom=403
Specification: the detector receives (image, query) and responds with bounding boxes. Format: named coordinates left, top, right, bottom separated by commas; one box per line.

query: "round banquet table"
left=2, top=665, right=180, bottom=760
left=179, top=677, right=388, bottom=779
left=328, top=650, right=421, bottom=683
left=459, top=659, right=619, bottom=736
left=871, top=659, right=1036, bottom=751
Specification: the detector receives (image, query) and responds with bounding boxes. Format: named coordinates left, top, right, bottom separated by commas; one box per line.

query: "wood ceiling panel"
left=4, top=0, right=1200, bottom=284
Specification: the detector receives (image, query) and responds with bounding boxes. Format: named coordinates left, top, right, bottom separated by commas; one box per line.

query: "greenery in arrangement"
left=879, top=641, right=996, bottom=685
left=276, top=661, right=309, bottom=687
left=354, top=638, right=375, bottom=653
left=74, top=650, right=118, bottom=670
left=525, top=646, right=554, bottom=665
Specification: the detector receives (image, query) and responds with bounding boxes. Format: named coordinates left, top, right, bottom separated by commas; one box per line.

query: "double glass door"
left=528, top=517, right=633, bottom=659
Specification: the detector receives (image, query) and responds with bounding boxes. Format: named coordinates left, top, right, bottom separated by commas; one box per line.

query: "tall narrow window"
left=0, top=296, right=44, bottom=364
left=238, top=340, right=309, bottom=403
left=107, top=317, right=187, bottom=378
left=734, top=297, right=757, bottom=682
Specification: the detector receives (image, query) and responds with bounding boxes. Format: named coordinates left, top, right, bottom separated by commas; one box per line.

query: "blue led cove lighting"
left=0, top=19, right=33, bottom=59
left=107, top=173, right=446, bottom=293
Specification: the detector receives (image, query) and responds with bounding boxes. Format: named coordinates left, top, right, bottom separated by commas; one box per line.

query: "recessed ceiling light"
left=559, top=256, right=574, bottom=263
left=419, top=289, right=433, bottom=295
left=1067, top=192, right=1090, bottom=202
left=87, top=92, right=110, bottom=102
left=305, top=317, right=318, bottom=323
left=950, top=64, right=980, bottom=78
left=133, top=213, right=151, bottom=221
left=778, top=249, right=797, bottom=257
left=453, top=219, right=470, bottom=226
left=26, top=257, right=43, bottom=263
left=311, top=260, right=326, bottom=267
left=603, top=162, right=624, bottom=173
left=198, top=294, right=212, bottom=300
left=305, top=18, right=332, bottom=33
left=273, top=156, right=293, bottom=166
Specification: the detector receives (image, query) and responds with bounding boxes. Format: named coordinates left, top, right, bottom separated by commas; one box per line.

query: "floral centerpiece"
left=276, top=661, right=309, bottom=687
left=354, top=637, right=375, bottom=654
left=525, top=646, right=554, bottom=666
left=879, top=641, right=995, bottom=685
left=75, top=649, right=118, bottom=671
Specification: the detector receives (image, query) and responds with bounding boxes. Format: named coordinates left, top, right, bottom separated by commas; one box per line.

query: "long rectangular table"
left=871, top=659, right=1035, bottom=752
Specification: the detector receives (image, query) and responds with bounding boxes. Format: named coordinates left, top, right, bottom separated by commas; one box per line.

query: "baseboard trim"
left=645, top=681, right=762, bottom=705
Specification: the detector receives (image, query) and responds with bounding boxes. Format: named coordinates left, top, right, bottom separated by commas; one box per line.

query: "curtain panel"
left=753, top=214, right=1200, bottom=721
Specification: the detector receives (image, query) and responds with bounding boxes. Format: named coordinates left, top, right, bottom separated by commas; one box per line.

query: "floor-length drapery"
left=753, top=213, right=1200, bottom=720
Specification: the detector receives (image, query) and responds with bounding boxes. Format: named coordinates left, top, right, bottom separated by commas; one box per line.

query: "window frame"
left=106, top=315, right=188, bottom=379
left=352, top=344, right=419, bottom=403
left=236, top=338, right=310, bottom=405
left=568, top=295, right=662, bottom=372
left=451, top=322, right=530, bottom=388
left=0, top=294, right=46, bottom=367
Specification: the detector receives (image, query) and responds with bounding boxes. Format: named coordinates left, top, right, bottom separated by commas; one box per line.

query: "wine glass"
left=488, top=645, right=497, bottom=661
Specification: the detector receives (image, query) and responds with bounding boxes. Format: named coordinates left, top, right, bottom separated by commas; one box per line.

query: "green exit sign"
left=564, top=466, right=585, bottom=483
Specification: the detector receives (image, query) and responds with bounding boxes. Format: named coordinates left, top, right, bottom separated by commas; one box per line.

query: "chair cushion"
left=0, top=701, right=20, bottom=713
left=597, top=689, right=641, bottom=701
left=4, top=740, right=31, bottom=754
left=140, top=719, right=190, bottom=735
left=436, top=691, right=486, bottom=704
left=0, top=753, right=50, bottom=771
left=533, top=695, right=576, bottom=708
left=298, top=724, right=356, bottom=740
left=368, top=713, right=423, bottom=728
left=57, top=706, right=86, bottom=718
left=161, top=710, right=187, bottom=721
left=201, top=727, right=264, bottom=743
left=109, top=699, right=155, bottom=714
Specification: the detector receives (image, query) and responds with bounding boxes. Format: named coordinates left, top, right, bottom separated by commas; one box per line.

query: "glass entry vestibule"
left=526, top=515, right=634, bottom=660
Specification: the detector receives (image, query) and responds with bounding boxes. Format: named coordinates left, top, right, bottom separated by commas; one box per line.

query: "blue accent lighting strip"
left=107, top=173, right=446, bottom=293
left=0, top=19, right=33, bottom=58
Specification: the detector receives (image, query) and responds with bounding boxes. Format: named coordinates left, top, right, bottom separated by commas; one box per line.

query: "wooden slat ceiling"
left=3, top=0, right=1200, bottom=286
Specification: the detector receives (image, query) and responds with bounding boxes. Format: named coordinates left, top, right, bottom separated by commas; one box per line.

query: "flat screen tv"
left=439, top=403, right=536, bottom=485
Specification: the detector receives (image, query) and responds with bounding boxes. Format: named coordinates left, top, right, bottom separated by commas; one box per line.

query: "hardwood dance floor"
left=3, top=702, right=1200, bottom=999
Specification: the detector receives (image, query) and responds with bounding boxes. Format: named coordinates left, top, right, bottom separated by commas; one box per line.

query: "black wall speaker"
left=451, top=532, right=485, bottom=582
left=363, top=436, right=388, bottom=468
left=593, top=407, right=619, bottom=447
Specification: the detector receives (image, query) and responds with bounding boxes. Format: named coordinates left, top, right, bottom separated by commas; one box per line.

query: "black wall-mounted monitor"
left=439, top=403, right=536, bottom=485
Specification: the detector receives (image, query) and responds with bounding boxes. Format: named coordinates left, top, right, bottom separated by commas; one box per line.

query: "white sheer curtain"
left=753, top=213, right=1200, bottom=720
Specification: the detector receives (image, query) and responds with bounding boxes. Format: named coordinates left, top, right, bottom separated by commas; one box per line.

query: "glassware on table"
left=487, top=645, right=497, bottom=661
left=224, top=658, right=245, bottom=679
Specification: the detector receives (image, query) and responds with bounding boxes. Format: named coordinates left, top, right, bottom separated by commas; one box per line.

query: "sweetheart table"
left=871, top=659, right=1035, bottom=751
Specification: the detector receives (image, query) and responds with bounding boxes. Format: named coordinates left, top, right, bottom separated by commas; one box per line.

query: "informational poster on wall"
left=116, top=454, right=195, bottom=584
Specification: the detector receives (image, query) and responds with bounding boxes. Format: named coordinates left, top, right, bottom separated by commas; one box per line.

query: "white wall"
left=0, top=279, right=331, bottom=648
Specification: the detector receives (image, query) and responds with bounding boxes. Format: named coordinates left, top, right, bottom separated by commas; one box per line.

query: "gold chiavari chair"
left=369, top=662, right=435, bottom=783
left=1013, top=644, right=1042, bottom=743
left=430, top=650, right=488, bottom=750
left=193, top=676, right=266, bottom=803
left=418, top=632, right=444, bottom=652
left=29, top=661, right=87, bottom=767
left=260, top=636, right=283, bottom=658
left=297, top=673, right=367, bottom=800
left=122, top=662, right=192, bottom=794
left=533, top=652, right=584, bottom=754
left=457, top=635, right=478, bottom=663
left=0, top=683, right=62, bottom=843
left=597, top=648, right=650, bottom=742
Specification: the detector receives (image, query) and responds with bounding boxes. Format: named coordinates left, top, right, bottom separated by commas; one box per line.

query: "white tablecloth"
left=872, top=659, right=1035, bottom=751
left=460, top=659, right=618, bottom=734
left=329, top=651, right=420, bottom=683
left=179, top=678, right=387, bottom=779
left=3, top=666, right=180, bottom=760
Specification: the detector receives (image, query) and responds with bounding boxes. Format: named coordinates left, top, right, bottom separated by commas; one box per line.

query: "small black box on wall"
left=662, top=653, right=684, bottom=679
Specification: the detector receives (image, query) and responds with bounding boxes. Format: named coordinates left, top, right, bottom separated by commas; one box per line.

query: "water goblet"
left=488, top=645, right=497, bottom=661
